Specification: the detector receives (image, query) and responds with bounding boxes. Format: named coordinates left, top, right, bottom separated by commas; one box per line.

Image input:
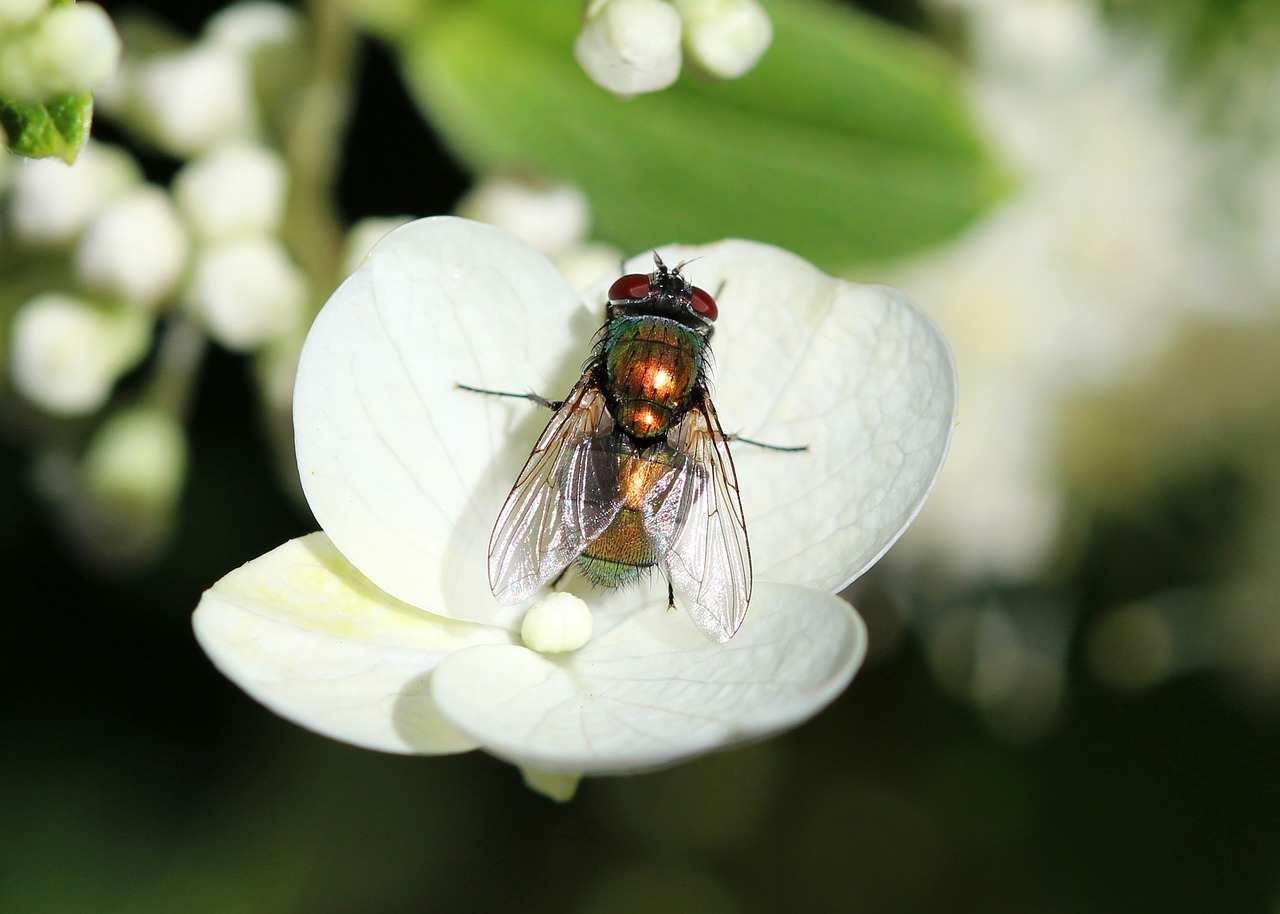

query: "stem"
left=282, top=0, right=361, bottom=311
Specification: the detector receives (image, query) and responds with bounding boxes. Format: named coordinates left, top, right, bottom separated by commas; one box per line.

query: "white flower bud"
left=10, top=141, right=139, bottom=245
left=205, top=1, right=302, bottom=55
left=456, top=176, right=590, bottom=258
left=9, top=293, right=149, bottom=416
left=172, top=141, right=287, bottom=243
left=520, top=592, right=594, bottom=654
left=134, top=45, right=254, bottom=156
left=186, top=236, right=306, bottom=351
left=554, top=242, right=626, bottom=292
left=75, top=186, right=190, bottom=310
left=672, top=0, right=772, bottom=79
left=82, top=407, right=186, bottom=512
left=25, top=2, right=120, bottom=96
left=0, top=0, right=47, bottom=30
left=341, top=215, right=412, bottom=278
left=575, top=0, right=682, bottom=97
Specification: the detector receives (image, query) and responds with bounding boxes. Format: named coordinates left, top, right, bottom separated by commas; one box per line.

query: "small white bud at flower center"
left=520, top=592, right=594, bottom=654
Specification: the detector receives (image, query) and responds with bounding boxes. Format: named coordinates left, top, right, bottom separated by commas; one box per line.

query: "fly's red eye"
left=608, top=273, right=650, bottom=301
left=690, top=286, right=718, bottom=321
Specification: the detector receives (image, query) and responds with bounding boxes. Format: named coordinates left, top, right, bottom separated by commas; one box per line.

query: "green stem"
left=283, top=0, right=361, bottom=311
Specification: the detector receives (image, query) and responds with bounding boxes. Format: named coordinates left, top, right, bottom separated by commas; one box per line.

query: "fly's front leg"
left=456, top=383, right=562, bottom=411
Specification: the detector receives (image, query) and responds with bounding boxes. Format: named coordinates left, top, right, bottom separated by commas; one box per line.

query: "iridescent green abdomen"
left=604, top=316, right=704, bottom=440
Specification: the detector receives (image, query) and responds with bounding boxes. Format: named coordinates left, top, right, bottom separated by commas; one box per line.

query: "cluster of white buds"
left=0, top=0, right=119, bottom=101
left=575, top=0, right=772, bottom=97
left=2, top=2, right=311, bottom=571
left=96, top=2, right=303, bottom=157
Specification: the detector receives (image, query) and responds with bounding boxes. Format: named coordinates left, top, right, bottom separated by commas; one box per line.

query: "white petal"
left=294, top=216, right=596, bottom=627
left=430, top=582, right=865, bottom=774
left=193, top=532, right=511, bottom=755
left=586, top=241, right=958, bottom=595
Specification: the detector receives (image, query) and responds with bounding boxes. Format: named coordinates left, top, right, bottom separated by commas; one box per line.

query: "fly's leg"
left=666, top=580, right=676, bottom=613
left=729, top=434, right=808, bottom=453
left=456, top=383, right=562, bottom=411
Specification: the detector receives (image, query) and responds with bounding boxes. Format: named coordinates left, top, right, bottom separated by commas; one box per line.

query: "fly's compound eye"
left=608, top=273, right=651, bottom=302
left=690, top=286, right=718, bottom=321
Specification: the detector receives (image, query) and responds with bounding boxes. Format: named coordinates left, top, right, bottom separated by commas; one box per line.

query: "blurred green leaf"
left=0, top=92, right=93, bottom=163
left=397, top=0, right=1006, bottom=270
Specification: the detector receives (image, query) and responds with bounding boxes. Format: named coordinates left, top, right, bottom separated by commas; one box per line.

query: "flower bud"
left=575, top=0, right=682, bottom=97
left=186, top=236, right=306, bottom=351
left=134, top=45, right=254, bottom=156
left=341, top=215, right=412, bottom=278
left=82, top=407, right=187, bottom=513
left=456, top=176, right=589, bottom=258
left=25, top=2, right=120, bottom=96
left=172, top=141, right=287, bottom=243
left=0, top=0, right=48, bottom=31
left=10, top=141, right=139, bottom=246
left=75, top=185, right=190, bottom=310
left=520, top=592, right=594, bottom=654
left=672, top=0, right=772, bottom=79
left=9, top=293, right=149, bottom=416
left=554, top=242, right=626, bottom=293
left=205, top=1, right=301, bottom=55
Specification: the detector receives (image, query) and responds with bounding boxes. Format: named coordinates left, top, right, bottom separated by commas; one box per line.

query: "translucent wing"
left=489, top=379, right=623, bottom=603
left=647, top=397, right=752, bottom=642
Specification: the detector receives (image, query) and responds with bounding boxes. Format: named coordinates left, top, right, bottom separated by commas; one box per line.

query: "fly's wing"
left=488, top=379, right=623, bottom=603
left=645, top=397, right=752, bottom=642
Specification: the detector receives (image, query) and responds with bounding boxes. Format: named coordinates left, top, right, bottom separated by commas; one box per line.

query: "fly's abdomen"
left=605, top=318, right=702, bottom=440
left=576, top=444, right=678, bottom=586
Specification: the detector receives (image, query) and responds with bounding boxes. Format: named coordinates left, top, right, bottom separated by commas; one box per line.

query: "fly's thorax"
left=603, top=316, right=706, bottom=440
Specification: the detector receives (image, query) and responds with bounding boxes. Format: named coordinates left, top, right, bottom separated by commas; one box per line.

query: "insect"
left=463, top=254, right=768, bottom=642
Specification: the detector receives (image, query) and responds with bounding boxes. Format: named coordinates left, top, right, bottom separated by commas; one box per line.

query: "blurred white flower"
left=74, top=185, right=190, bottom=311
left=10, top=141, right=139, bottom=246
left=340, top=215, right=413, bottom=278
left=193, top=216, right=955, bottom=794
left=24, top=2, right=119, bottom=94
left=185, top=235, right=306, bottom=351
left=575, top=0, right=683, bottom=97
left=204, top=1, right=301, bottom=56
left=0, top=0, right=47, bottom=31
left=892, top=4, right=1235, bottom=579
left=133, top=45, right=255, bottom=156
left=672, top=0, right=772, bottom=79
left=9, top=292, right=149, bottom=416
left=456, top=175, right=590, bottom=258
left=172, top=141, right=287, bottom=243
left=0, top=1, right=118, bottom=100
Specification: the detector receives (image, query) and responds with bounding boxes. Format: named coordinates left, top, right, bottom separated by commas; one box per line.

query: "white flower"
left=9, top=292, right=149, bottom=416
left=672, top=0, right=772, bottom=79
left=575, top=0, right=683, bottom=97
left=10, top=141, right=139, bottom=246
left=193, top=217, right=955, bottom=792
left=185, top=236, right=307, bottom=351
left=74, top=185, right=190, bottom=311
left=172, top=141, right=287, bottom=243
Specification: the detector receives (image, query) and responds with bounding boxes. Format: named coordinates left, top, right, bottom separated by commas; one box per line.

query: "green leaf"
left=0, top=92, right=93, bottom=163
left=397, top=0, right=1008, bottom=270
